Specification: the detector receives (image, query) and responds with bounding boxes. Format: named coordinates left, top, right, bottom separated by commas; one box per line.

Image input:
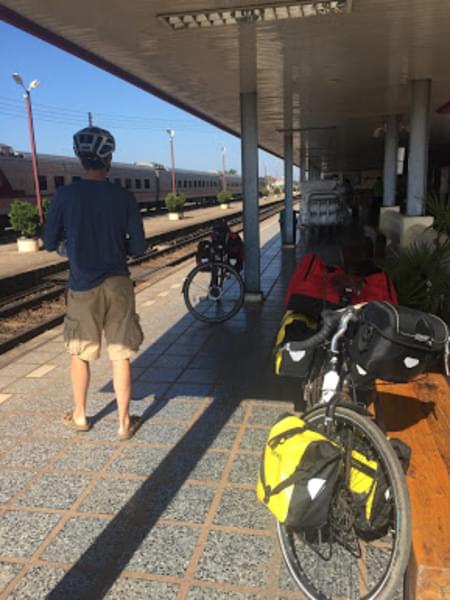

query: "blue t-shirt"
left=44, top=179, right=146, bottom=291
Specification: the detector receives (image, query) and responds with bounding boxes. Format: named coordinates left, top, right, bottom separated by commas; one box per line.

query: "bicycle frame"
left=308, top=306, right=368, bottom=431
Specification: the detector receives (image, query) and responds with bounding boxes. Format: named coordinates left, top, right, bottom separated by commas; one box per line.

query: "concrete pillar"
left=406, top=79, right=431, bottom=215
left=440, top=166, right=449, bottom=196
left=239, top=24, right=261, bottom=300
left=309, top=163, right=320, bottom=180
left=383, top=115, right=399, bottom=207
left=283, top=132, right=294, bottom=246
left=240, top=92, right=260, bottom=297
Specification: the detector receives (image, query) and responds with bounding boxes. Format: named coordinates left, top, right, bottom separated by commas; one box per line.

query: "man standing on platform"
left=44, top=126, right=146, bottom=440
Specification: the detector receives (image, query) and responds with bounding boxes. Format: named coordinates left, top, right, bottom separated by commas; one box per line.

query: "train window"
left=114, top=178, right=121, bottom=186
left=72, top=176, right=81, bottom=183
left=125, top=178, right=132, bottom=189
left=135, top=179, right=142, bottom=189
left=38, top=175, right=47, bottom=191
left=144, top=179, right=150, bottom=189
left=183, top=180, right=187, bottom=188
left=54, top=176, right=65, bottom=188
left=193, top=181, right=197, bottom=188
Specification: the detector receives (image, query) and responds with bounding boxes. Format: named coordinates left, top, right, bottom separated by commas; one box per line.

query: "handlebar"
left=279, top=306, right=357, bottom=352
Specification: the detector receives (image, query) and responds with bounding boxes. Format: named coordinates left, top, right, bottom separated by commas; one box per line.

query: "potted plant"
left=217, top=190, right=233, bottom=209
left=8, top=199, right=40, bottom=252
left=165, top=192, right=186, bottom=220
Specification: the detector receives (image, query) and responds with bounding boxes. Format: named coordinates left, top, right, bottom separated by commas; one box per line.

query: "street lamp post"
left=166, top=129, right=176, bottom=195
left=12, top=73, right=44, bottom=226
left=221, top=146, right=227, bottom=191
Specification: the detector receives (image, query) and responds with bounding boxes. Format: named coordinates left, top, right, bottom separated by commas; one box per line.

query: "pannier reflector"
left=287, top=347, right=306, bottom=362
left=404, top=357, right=419, bottom=368
left=307, top=478, right=326, bottom=499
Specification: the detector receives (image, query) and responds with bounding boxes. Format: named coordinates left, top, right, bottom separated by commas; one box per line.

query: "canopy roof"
left=3, top=1, right=450, bottom=173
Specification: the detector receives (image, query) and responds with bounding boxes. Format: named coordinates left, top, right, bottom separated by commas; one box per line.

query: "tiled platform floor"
left=0, top=215, right=313, bottom=599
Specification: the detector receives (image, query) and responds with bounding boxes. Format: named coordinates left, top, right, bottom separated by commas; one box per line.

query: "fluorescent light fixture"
left=158, top=1, right=351, bottom=31
left=275, top=6, right=289, bottom=18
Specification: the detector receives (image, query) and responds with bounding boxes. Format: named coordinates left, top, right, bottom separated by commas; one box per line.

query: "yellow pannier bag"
left=274, top=311, right=322, bottom=378
left=349, top=448, right=392, bottom=540
left=257, top=414, right=342, bottom=529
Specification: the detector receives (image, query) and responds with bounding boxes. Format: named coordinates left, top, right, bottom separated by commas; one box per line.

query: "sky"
left=0, top=21, right=296, bottom=179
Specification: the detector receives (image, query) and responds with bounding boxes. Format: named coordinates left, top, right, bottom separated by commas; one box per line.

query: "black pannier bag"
left=349, top=301, right=449, bottom=383
left=227, top=231, right=244, bottom=272
left=196, top=240, right=213, bottom=265
left=274, top=311, right=325, bottom=378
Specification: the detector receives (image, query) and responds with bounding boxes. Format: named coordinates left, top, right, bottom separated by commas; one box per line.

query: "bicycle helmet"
left=73, top=126, right=115, bottom=168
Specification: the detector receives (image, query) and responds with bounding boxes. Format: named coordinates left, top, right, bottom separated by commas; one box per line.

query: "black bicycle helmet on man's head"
left=73, top=126, right=115, bottom=169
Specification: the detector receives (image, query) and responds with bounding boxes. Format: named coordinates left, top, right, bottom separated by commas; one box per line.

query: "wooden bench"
left=377, top=373, right=450, bottom=599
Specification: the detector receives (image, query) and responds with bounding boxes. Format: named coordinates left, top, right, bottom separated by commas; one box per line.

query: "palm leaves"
left=427, top=193, right=450, bottom=236
left=380, top=239, right=450, bottom=315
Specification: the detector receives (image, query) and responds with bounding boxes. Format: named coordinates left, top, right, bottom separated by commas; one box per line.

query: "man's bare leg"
left=112, top=358, right=132, bottom=436
left=71, top=355, right=90, bottom=426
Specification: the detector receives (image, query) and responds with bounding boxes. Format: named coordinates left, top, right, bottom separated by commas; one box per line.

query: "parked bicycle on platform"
left=259, top=300, right=449, bottom=600
left=183, top=220, right=245, bottom=323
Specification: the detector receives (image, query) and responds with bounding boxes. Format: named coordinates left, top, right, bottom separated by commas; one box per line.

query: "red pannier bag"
left=285, top=254, right=344, bottom=307
left=285, top=253, right=397, bottom=319
left=357, top=272, right=398, bottom=304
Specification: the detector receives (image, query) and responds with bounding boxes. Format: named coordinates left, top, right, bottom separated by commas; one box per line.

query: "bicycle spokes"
left=184, top=261, right=245, bottom=323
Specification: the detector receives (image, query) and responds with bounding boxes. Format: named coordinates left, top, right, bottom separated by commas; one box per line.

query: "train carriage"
left=0, top=143, right=266, bottom=228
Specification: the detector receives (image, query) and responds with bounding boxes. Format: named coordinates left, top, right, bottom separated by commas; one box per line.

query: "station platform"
left=0, top=213, right=448, bottom=599
left=0, top=196, right=280, bottom=283
left=0, top=214, right=306, bottom=599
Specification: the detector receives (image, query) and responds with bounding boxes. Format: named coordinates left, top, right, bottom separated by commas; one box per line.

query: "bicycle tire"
left=183, top=261, right=245, bottom=324
left=277, top=406, right=411, bottom=600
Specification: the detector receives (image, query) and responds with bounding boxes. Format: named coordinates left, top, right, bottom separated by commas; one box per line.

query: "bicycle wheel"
left=277, top=406, right=411, bottom=600
left=183, top=261, right=244, bottom=323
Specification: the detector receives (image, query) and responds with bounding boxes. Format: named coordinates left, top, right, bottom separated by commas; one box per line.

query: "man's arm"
left=44, top=192, right=65, bottom=251
left=126, top=194, right=146, bottom=257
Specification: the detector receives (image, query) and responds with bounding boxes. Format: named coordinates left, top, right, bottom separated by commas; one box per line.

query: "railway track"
left=0, top=201, right=283, bottom=355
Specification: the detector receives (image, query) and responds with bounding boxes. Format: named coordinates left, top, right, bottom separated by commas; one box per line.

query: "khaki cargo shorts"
left=64, top=276, right=144, bottom=361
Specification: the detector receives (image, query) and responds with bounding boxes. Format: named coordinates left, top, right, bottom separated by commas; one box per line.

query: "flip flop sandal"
left=62, top=410, right=90, bottom=432
left=118, top=416, right=142, bottom=441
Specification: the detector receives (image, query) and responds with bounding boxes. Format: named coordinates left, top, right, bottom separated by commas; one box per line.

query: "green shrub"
left=42, top=197, right=50, bottom=220
left=8, top=200, right=39, bottom=238
left=379, top=240, right=450, bottom=316
left=427, top=192, right=450, bottom=236
left=165, top=192, right=186, bottom=213
left=217, top=191, right=232, bottom=204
